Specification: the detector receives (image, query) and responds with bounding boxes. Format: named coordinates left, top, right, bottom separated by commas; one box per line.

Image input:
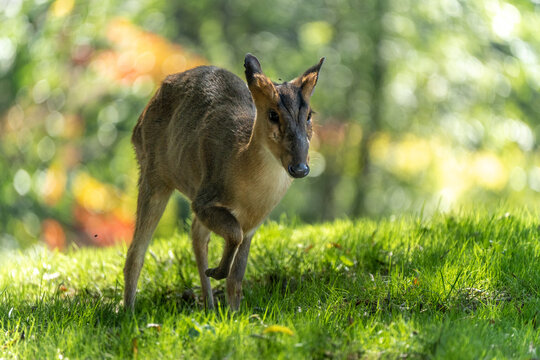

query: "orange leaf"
left=42, top=219, right=65, bottom=250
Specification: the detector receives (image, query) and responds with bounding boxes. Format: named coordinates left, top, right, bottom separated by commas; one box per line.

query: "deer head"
left=244, top=53, right=325, bottom=178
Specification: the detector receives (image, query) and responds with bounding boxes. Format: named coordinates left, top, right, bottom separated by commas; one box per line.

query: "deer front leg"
left=191, top=216, right=214, bottom=309
left=226, top=231, right=254, bottom=311
left=192, top=198, right=243, bottom=280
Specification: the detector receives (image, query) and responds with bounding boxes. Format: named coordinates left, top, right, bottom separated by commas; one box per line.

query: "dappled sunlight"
left=73, top=172, right=120, bottom=213
left=49, top=0, right=75, bottom=18
left=373, top=133, right=432, bottom=187
left=434, top=153, right=470, bottom=207
left=366, top=131, right=538, bottom=210
left=489, top=1, right=521, bottom=40
left=388, top=135, right=432, bottom=178
left=471, top=152, right=507, bottom=190
left=2, top=212, right=538, bottom=357
left=41, top=163, right=67, bottom=205
left=1, top=0, right=540, bottom=354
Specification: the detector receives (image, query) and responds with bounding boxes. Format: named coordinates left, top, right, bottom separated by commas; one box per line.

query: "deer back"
left=133, top=66, right=256, bottom=199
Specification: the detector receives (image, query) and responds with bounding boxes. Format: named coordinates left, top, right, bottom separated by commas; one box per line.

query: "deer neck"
left=232, top=110, right=292, bottom=230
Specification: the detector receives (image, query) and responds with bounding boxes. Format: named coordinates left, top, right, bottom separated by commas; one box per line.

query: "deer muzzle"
left=285, top=132, right=310, bottom=178
left=288, top=163, right=310, bottom=178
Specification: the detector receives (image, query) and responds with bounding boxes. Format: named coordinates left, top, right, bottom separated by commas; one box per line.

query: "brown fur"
left=124, top=54, right=324, bottom=310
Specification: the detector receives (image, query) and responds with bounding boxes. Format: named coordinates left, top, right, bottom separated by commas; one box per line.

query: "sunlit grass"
left=1, top=210, right=539, bottom=359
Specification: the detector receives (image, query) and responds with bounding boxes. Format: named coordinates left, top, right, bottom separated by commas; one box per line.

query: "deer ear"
left=244, top=53, right=262, bottom=84
left=244, top=53, right=278, bottom=102
left=293, top=57, right=325, bottom=99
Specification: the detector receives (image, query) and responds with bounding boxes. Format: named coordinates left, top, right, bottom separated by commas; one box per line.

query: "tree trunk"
left=352, top=0, right=387, bottom=216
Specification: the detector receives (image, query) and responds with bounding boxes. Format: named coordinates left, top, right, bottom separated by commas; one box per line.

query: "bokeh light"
left=1, top=0, right=540, bottom=249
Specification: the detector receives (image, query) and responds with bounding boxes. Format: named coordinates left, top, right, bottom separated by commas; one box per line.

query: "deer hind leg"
left=191, top=216, right=214, bottom=309
left=192, top=198, right=243, bottom=281
left=124, top=179, right=171, bottom=309
left=226, top=231, right=254, bottom=311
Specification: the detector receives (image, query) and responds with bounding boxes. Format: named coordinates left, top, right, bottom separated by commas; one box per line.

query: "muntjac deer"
left=124, top=54, right=324, bottom=310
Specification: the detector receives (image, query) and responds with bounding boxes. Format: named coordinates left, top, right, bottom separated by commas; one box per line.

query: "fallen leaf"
left=262, top=325, right=294, bottom=336
left=57, top=285, right=76, bottom=298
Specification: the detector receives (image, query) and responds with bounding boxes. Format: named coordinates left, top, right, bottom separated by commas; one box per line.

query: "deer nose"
left=288, top=163, right=310, bottom=178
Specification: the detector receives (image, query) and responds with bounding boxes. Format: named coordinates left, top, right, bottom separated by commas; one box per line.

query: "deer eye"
left=307, top=111, right=313, bottom=124
left=268, top=109, right=280, bottom=124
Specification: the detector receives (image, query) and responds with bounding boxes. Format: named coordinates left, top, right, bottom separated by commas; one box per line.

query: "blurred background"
left=1, top=0, right=539, bottom=250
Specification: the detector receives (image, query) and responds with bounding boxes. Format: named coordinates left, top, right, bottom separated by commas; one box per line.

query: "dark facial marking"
left=276, top=83, right=310, bottom=127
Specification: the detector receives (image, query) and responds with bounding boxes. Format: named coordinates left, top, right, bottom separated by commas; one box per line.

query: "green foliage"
left=1, top=0, right=540, bottom=248
left=1, top=211, right=539, bottom=358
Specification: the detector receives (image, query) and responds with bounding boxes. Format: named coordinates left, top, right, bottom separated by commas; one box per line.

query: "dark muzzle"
left=288, top=163, right=310, bottom=178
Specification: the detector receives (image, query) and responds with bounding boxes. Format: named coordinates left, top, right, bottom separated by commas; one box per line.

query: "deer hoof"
left=205, top=267, right=228, bottom=280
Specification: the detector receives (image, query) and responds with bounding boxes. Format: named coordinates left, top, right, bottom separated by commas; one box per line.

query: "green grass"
left=1, top=210, right=539, bottom=359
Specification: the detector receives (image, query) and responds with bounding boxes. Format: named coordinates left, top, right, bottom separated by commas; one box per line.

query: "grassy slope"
left=1, top=210, right=539, bottom=359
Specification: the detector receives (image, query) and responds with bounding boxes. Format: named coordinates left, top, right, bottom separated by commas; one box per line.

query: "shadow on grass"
left=1, top=261, right=537, bottom=360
